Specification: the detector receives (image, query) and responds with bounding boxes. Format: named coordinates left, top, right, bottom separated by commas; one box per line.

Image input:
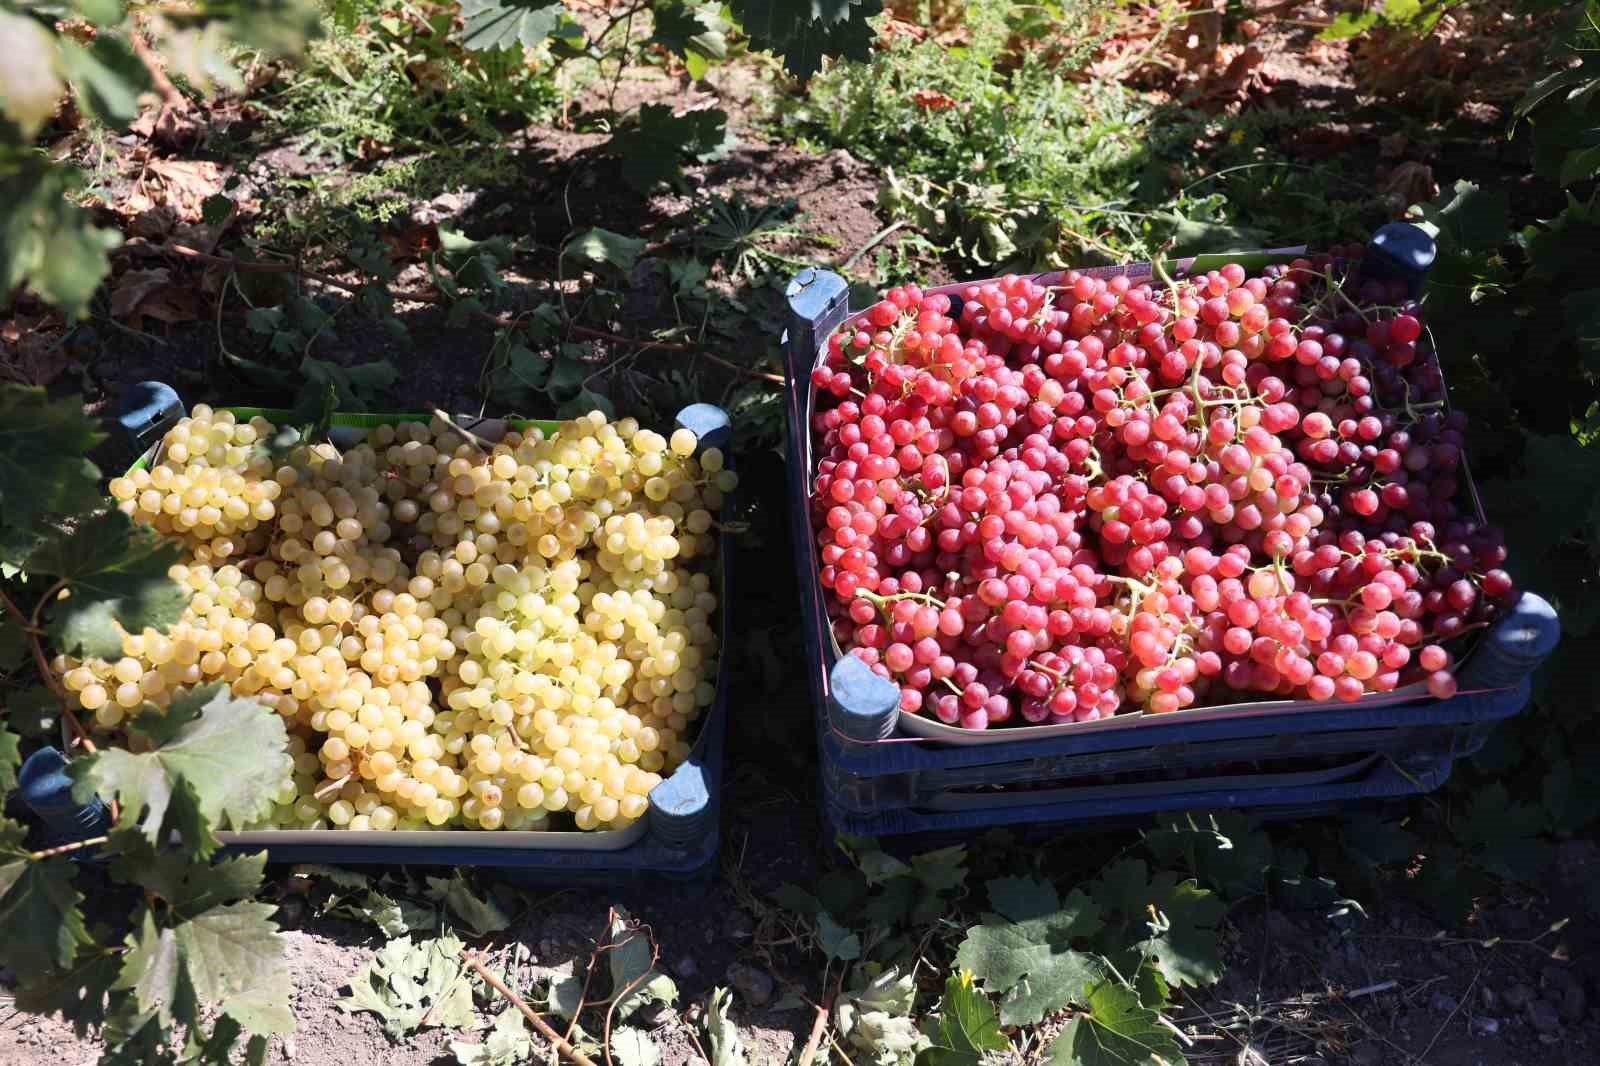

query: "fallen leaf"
left=139, top=159, right=224, bottom=222
left=110, top=268, right=174, bottom=318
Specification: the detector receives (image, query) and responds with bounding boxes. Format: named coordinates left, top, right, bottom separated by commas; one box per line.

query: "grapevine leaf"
left=1133, top=965, right=1170, bottom=1011
left=71, top=683, right=287, bottom=847
left=424, top=871, right=511, bottom=936
left=563, top=228, right=646, bottom=276
left=1089, top=862, right=1224, bottom=990
left=985, top=876, right=1060, bottom=922
left=609, top=907, right=678, bottom=1016
left=1411, top=181, right=1511, bottom=252
left=651, top=1, right=730, bottom=77
left=0, top=156, right=122, bottom=319
left=604, top=104, right=735, bottom=191
left=57, top=35, right=149, bottom=128
left=0, top=723, right=18, bottom=791
left=1317, top=10, right=1379, bottom=39
left=338, top=933, right=478, bottom=1039
left=704, top=987, right=748, bottom=1066
left=954, top=889, right=1105, bottom=1027
left=1141, top=813, right=1276, bottom=901
left=116, top=901, right=293, bottom=1035
left=300, top=356, right=398, bottom=408
left=771, top=882, right=822, bottom=916
left=612, top=1027, right=661, bottom=1066
left=0, top=816, right=30, bottom=903
left=817, top=911, right=863, bottom=961
left=452, top=1006, right=534, bottom=1066
left=729, top=0, right=880, bottom=79
left=457, top=0, right=567, bottom=51
left=4, top=685, right=61, bottom=738
left=0, top=386, right=106, bottom=544
left=11, top=950, right=122, bottom=1036
left=839, top=834, right=912, bottom=884
left=224, top=0, right=323, bottom=56
left=917, top=971, right=1007, bottom=1066
left=0, top=857, right=92, bottom=976
left=1045, top=980, right=1184, bottom=1066
left=107, top=832, right=267, bottom=911
left=0, top=612, right=27, bottom=673
left=0, top=13, right=64, bottom=136
left=36, top=512, right=188, bottom=658
left=910, top=845, right=969, bottom=893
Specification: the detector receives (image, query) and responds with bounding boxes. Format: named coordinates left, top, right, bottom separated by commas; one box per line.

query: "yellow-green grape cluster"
left=73, top=407, right=733, bottom=834
left=108, top=405, right=278, bottom=563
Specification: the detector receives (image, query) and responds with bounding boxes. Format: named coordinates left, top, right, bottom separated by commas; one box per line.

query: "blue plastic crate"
left=781, top=237, right=1561, bottom=836
left=821, top=748, right=1456, bottom=838
left=15, top=390, right=734, bottom=882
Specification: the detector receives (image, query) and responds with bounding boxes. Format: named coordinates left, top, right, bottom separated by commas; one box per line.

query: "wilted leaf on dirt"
left=611, top=1027, right=661, bottom=1066
left=424, top=871, right=511, bottom=937
left=338, top=933, right=479, bottom=1040
left=834, top=966, right=926, bottom=1066
left=123, top=160, right=225, bottom=223
left=1045, top=980, right=1183, bottom=1066
left=451, top=1006, right=533, bottom=1066
left=704, top=987, right=748, bottom=1066
left=564, top=228, right=647, bottom=276
left=609, top=907, right=677, bottom=1017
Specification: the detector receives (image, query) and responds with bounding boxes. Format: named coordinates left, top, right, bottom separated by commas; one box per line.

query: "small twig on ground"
left=165, top=244, right=362, bottom=297
left=1155, top=1014, right=1195, bottom=1047
left=1417, top=962, right=1484, bottom=1063
left=464, top=950, right=601, bottom=1066
left=836, top=221, right=906, bottom=274
left=1345, top=980, right=1399, bottom=1000
left=797, top=1000, right=830, bottom=1066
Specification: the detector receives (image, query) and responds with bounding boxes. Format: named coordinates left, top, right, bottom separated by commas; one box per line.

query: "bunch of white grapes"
left=77, top=405, right=735, bottom=833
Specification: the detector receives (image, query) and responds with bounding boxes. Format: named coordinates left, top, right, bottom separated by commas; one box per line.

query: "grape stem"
left=0, top=582, right=97, bottom=757
left=27, top=836, right=109, bottom=861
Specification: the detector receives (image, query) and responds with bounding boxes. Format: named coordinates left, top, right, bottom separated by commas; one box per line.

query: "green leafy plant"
left=1390, top=0, right=1600, bottom=881
left=0, top=388, right=290, bottom=1064
left=0, top=0, right=320, bottom=317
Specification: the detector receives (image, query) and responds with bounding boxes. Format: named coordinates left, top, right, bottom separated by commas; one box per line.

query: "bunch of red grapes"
left=807, top=249, right=1517, bottom=730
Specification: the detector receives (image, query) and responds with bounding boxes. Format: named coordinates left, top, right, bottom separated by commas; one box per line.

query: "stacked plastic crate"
left=782, top=228, right=1561, bottom=839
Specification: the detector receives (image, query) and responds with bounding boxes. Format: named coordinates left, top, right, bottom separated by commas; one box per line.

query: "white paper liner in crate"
left=802, top=254, right=1480, bottom=747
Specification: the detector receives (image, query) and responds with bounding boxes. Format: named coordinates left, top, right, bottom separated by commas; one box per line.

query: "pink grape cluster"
left=808, top=250, right=1517, bottom=730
